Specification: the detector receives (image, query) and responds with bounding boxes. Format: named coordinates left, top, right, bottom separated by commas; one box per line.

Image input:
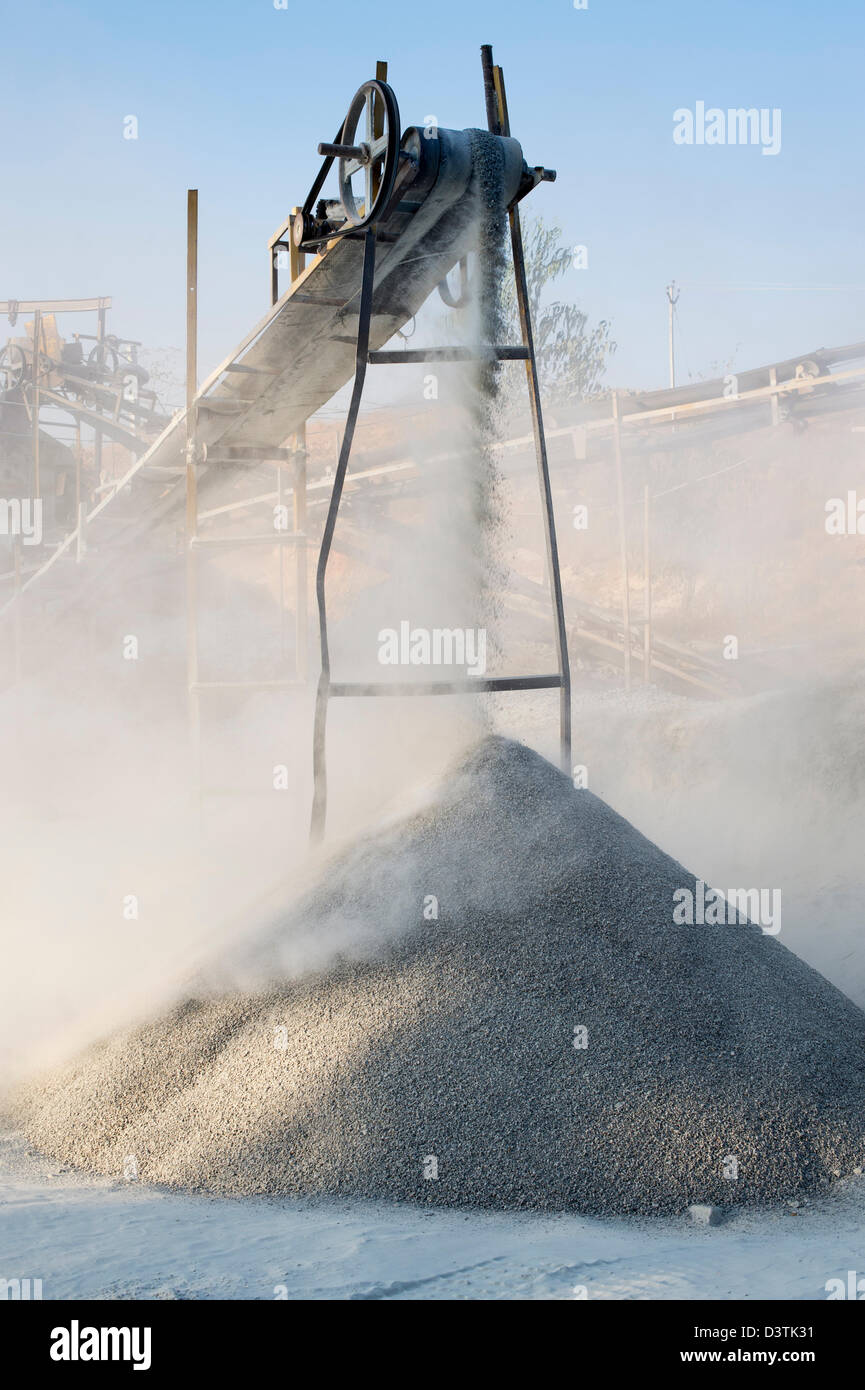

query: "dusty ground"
left=3, top=1131, right=863, bottom=1301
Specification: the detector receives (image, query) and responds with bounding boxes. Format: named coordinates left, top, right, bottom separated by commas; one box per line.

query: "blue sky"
left=3, top=0, right=864, bottom=392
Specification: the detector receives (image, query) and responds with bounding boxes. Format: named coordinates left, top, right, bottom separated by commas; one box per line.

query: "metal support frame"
left=1, top=298, right=111, bottom=316
left=309, top=47, right=572, bottom=841
left=2, top=297, right=113, bottom=569
left=506, top=162, right=572, bottom=772
left=309, top=226, right=377, bottom=841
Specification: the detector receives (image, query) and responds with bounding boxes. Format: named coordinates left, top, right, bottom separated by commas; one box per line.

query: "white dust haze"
left=0, top=200, right=512, bottom=1083
left=2, top=206, right=864, bottom=1086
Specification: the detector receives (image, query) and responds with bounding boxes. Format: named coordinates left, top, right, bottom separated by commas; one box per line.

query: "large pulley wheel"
left=336, top=80, right=400, bottom=228
left=88, top=339, right=120, bottom=378
left=0, top=343, right=25, bottom=393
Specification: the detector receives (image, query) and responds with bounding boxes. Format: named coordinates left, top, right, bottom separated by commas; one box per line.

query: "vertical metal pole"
left=612, top=391, right=632, bottom=690
left=769, top=366, right=779, bottom=426
left=293, top=435, right=308, bottom=680
left=510, top=206, right=572, bottom=771
left=12, top=534, right=22, bottom=683
left=32, top=309, right=41, bottom=500
left=74, top=420, right=82, bottom=516
left=186, top=190, right=201, bottom=785
left=666, top=281, right=679, bottom=429
left=277, top=464, right=286, bottom=665
left=94, top=302, right=106, bottom=488
left=666, top=281, right=677, bottom=389
left=76, top=503, right=87, bottom=562
left=286, top=225, right=308, bottom=684
left=643, top=482, right=652, bottom=684
left=74, top=421, right=84, bottom=561
left=310, top=228, right=377, bottom=842
left=480, top=45, right=502, bottom=134
left=288, top=207, right=305, bottom=286
left=489, top=50, right=570, bottom=772
left=372, top=61, right=388, bottom=204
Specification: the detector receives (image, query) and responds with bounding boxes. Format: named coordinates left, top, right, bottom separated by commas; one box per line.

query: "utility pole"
left=666, top=281, right=679, bottom=390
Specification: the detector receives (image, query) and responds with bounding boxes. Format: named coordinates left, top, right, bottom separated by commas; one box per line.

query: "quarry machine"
left=2, top=48, right=572, bottom=838
left=0, top=299, right=170, bottom=532
left=295, top=47, right=572, bottom=838
left=186, top=45, right=572, bottom=839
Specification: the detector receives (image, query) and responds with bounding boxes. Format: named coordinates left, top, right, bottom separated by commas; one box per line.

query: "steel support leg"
left=309, top=227, right=378, bottom=841
left=508, top=205, right=572, bottom=775
left=484, top=44, right=572, bottom=773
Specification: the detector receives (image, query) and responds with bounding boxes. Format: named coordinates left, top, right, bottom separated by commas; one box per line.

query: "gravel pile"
left=12, top=737, right=865, bottom=1215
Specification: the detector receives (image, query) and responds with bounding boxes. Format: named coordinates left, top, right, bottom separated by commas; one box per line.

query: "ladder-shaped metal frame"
left=309, top=53, right=571, bottom=840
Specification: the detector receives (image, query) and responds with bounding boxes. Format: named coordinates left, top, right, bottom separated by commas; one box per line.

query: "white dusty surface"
left=2, top=1132, right=863, bottom=1301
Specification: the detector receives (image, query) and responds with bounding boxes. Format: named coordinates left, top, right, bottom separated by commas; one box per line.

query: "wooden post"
left=186, top=190, right=200, bottom=779
left=643, top=482, right=652, bottom=684
left=612, top=391, right=632, bottom=689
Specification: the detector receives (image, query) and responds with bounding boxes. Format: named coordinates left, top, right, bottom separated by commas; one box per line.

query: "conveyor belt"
left=107, top=125, right=528, bottom=496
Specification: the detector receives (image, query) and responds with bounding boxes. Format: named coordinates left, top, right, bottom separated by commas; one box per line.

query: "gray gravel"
left=11, top=736, right=865, bottom=1216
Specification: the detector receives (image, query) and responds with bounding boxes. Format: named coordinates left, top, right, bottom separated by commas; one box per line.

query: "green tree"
left=499, top=218, right=615, bottom=402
